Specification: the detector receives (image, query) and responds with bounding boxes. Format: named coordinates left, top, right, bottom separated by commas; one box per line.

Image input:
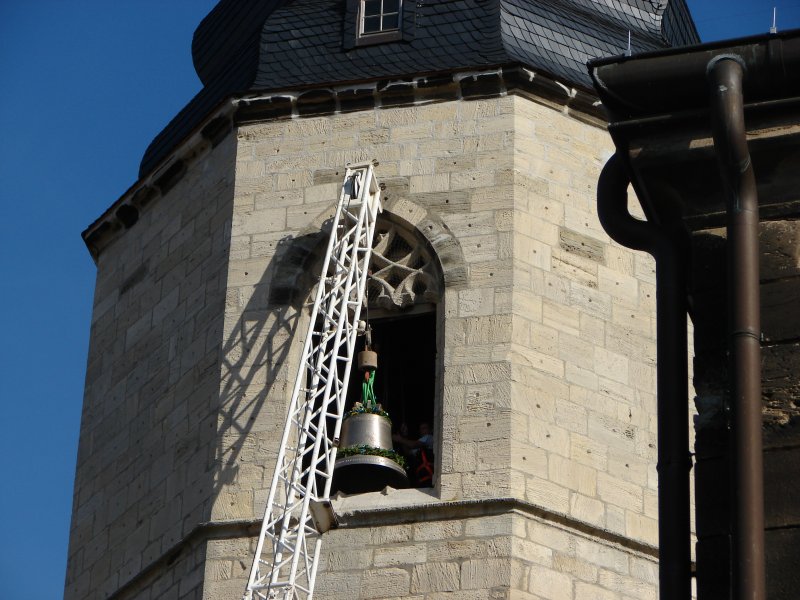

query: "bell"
left=333, top=339, right=408, bottom=494
left=339, top=411, right=392, bottom=448
left=332, top=413, right=408, bottom=494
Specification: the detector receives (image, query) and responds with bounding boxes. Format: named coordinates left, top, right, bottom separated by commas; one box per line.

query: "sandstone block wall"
left=207, top=95, right=659, bottom=598
left=69, top=92, right=663, bottom=600
left=65, top=137, right=237, bottom=600
left=216, top=98, right=522, bottom=532
left=509, top=100, right=659, bottom=546
left=204, top=506, right=657, bottom=600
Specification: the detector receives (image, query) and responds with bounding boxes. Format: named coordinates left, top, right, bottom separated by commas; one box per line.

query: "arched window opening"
left=332, top=216, right=442, bottom=493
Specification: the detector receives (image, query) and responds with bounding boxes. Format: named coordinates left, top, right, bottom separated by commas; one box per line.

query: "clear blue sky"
left=0, top=1, right=797, bottom=598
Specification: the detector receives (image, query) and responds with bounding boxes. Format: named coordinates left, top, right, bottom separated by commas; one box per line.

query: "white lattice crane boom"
left=244, top=162, right=382, bottom=600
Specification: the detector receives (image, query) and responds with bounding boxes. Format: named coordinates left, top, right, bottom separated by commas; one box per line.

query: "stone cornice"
left=82, top=64, right=605, bottom=262
left=108, top=495, right=658, bottom=599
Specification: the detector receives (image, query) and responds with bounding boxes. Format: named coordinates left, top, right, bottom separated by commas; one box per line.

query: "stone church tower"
left=66, top=2, right=698, bottom=599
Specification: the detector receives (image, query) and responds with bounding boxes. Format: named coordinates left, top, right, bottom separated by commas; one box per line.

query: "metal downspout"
left=597, top=154, right=691, bottom=600
left=707, top=57, right=766, bottom=600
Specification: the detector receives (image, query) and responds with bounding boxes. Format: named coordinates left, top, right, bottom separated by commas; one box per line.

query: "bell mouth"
left=332, top=454, right=409, bottom=494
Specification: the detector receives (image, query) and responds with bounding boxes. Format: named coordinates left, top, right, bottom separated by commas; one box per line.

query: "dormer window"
left=360, top=0, right=401, bottom=37
left=344, top=0, right=414, bottom=48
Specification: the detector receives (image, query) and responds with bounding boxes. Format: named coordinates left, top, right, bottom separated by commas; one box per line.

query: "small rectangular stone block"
left=360, top=568, right=411, bottom=599
left=411, top=562, right=461, bottom=593
left=373, top=544, right=427, bottom=567
left=461, top=558, right=511, bottom=589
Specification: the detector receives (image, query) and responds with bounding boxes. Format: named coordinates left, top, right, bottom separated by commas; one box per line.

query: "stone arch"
left=367, top=212, right=442, bottom=310
left=380, top=196, right=467, bottom=290
left=267, top=197, right=466, bottom=308
left=349, top=202, right=451, bottom=489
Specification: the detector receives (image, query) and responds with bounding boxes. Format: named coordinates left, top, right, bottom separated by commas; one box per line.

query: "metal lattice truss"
left=244, top=163, right=382, bottom=600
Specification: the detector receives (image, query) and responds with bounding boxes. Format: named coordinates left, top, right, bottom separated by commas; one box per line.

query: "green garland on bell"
left=337, top=444, right=406, bottom=469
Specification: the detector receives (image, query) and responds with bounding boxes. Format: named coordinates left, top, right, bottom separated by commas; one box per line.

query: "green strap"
left=361, top=370, right=376, bottom=409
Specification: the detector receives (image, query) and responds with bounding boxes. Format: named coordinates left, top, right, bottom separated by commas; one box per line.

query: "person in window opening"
left=393, top=422, right=433, bottom=456
left=393, top=422, right=434, bottom=486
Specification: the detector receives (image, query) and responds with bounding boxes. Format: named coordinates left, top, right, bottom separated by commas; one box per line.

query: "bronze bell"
left=332, top=413, right=408, bottom=494
left=332, top=344, right=408, bottom=494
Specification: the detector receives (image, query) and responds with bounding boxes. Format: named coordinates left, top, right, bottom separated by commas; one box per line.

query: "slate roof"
left=140, top=0, right=698, bottom=177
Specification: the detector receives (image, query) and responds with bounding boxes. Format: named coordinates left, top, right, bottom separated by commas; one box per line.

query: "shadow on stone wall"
left=213, top=229, right=328, bottom=516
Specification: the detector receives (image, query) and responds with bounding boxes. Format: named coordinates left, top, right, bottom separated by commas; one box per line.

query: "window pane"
left=382, top=14, right=399, bottom=30
left=364, top=0, right=381, bottom=16
left=384, top=0, right=400, bottom=12
left=363, top=15, right=381, bottom=33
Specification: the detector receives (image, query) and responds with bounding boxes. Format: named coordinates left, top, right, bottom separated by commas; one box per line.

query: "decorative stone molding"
left=82, top=105, right=236, bottom=262
left=234, top=65, right=603, bottom=124
left=380, top=197, right=467, bottom=289
left=269, top=201, right=464, bottom=309
left=368, top=219, right=440, bottom=309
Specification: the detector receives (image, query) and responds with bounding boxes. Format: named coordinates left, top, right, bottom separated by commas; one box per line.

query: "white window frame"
left=357, top=0, right=403, bottom=45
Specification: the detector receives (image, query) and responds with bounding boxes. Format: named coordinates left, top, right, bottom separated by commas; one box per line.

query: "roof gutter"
left=591, top=29, right=800, bottom=119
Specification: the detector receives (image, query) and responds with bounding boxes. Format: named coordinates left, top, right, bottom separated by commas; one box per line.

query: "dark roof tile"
left=140, top=0, right=698, bottom=176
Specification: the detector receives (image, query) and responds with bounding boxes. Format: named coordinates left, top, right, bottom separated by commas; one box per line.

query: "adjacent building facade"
left=66, top=2, right=698, bottom=598
left=592, top=32, right=800, bottom=597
